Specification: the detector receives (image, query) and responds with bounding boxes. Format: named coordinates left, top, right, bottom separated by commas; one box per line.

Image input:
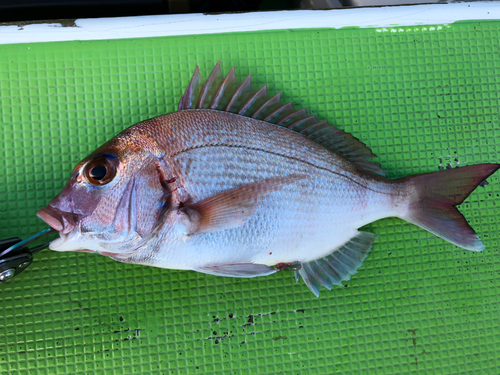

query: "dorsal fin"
left=178, top=63, right=385, bottom=176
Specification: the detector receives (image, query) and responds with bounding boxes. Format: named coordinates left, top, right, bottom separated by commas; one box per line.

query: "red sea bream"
left=37, top=62, right=500, bottom=296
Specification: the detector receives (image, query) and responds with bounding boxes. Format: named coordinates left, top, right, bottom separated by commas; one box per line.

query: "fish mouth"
left=37, top=206, right=77, bottom=235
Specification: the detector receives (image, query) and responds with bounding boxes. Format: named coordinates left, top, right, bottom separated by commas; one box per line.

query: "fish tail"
left=399, top=164, right=500, bottom=251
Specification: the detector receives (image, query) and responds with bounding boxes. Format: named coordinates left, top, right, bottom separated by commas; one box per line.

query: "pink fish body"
left=37, top=63, right=499, bottom=296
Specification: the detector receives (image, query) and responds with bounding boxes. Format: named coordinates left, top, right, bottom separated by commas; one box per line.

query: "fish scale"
left=152, top=110, right=377, bottom=190
left=156, top=145, right=371, bottom=264
left=37, top=63, right=500, bottom=296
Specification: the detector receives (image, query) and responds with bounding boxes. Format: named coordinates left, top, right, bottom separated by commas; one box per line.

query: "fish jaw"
left=36, top=188, right=103, bottom=252
left=38, top=202, right=148, bottom=255
left=36, top=206, right=102, bottom=252
left=49, top=230, right=87, bottom=252
left=36, top=173, right=106, bottom=236
left=47, top=228, right=130, bottom=253
left=42, top=218, right=146, bottom=255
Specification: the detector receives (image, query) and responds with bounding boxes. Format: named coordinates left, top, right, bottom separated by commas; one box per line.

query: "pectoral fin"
left=195, top=263, right=277, bottom=278
left=183, top=174, right=305, bottom=235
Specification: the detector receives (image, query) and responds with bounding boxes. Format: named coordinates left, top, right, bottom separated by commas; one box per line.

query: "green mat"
left=1, top=20, right=500, bottom=375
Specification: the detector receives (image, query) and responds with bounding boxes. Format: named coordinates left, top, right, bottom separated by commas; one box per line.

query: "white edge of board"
left=0, top=2, right=499, bottom=45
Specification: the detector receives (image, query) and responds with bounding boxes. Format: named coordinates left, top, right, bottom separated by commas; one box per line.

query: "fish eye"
left=83, top=156, right=117, bottom=186
left=90, top=165, right=107, bottom=180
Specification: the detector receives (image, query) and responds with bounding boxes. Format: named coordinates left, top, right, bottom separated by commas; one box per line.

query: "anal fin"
left=296, top=231, right=376, bottom=297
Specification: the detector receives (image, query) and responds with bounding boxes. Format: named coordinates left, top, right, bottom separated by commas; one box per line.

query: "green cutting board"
left=1, top=20, right=499, bottom=375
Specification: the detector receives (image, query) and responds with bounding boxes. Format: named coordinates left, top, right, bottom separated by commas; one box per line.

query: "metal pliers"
left=0, top=228, right=54, bottom=283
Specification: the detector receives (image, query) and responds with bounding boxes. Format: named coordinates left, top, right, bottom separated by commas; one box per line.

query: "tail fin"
left=400, top=164, right=500, bottom=251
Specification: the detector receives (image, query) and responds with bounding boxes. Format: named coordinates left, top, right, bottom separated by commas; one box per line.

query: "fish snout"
left=37, top=206, right=77, bottom=235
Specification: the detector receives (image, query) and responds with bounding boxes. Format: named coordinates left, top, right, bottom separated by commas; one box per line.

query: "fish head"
left=37, top=129, right=168, bottom=255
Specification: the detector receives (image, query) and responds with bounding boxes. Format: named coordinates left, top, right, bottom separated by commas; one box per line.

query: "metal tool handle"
left=0, top=228, right=54, bottom=283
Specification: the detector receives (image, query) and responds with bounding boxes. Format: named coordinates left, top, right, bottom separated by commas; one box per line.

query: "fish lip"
left=36, top=208, right=63, bottom=231
left=36, top=206, right=76, bottom=235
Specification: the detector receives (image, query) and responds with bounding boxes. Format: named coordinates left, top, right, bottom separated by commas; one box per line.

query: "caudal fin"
left=400, top=164, right=500, bottom=251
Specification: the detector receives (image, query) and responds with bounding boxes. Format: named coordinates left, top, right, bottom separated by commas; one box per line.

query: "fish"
left=37, top=62, right=499, bottom=296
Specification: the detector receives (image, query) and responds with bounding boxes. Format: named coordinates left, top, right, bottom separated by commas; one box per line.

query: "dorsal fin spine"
left=225, top=75, right=253, bottom=113
left=197, top=61, right=223, bottom=109
left=210, top=67, right=237, bottom=110
left=238, top=85, right=268, bottom=116
left=300, top=120, right=328, bottom=135
left=287, top=115, right=318, bottom=131
left=178, top=66, right=203, bottom=111
left=264, top=102, right=295, bottom=123
left=252, top=93, right=282, bottom=120
left=278, top=108, right=308, bottom=127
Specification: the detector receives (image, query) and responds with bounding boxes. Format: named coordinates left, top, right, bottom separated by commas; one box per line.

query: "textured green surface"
left=1, top=21, right=500, bottom=375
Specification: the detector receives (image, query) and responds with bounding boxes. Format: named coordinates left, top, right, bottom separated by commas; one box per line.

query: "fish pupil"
left=90, top=165, right=107, bottom=180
